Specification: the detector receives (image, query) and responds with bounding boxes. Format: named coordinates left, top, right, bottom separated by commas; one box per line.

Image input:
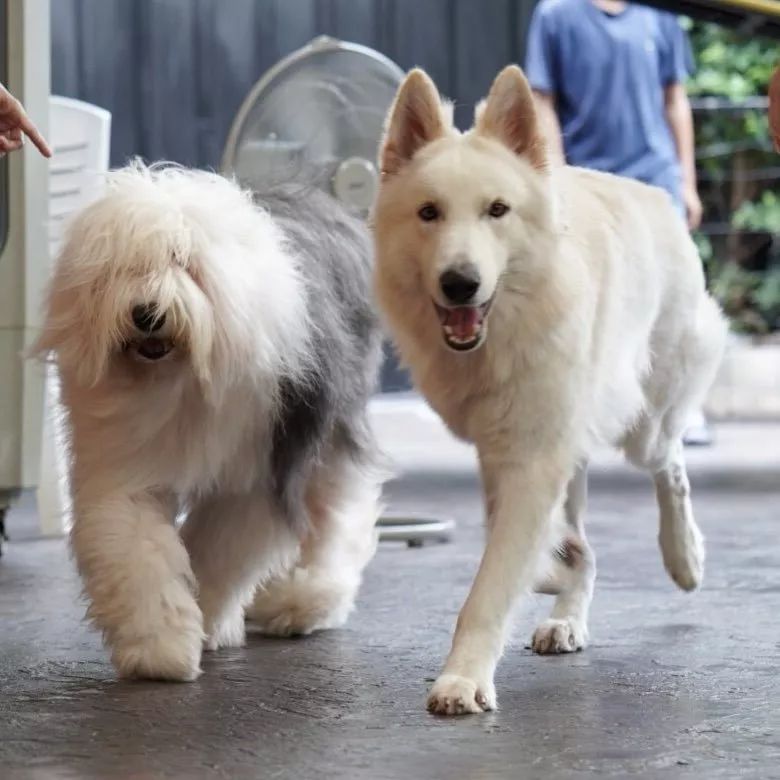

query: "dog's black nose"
left=440, top=265, right=481, bottom=305
left=132, top=304, right=165, bottom=332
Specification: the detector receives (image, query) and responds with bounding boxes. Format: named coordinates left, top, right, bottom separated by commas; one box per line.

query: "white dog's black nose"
left=440, top=266, right=480, bottom=305
left=132, top=304, right=165, bottom=332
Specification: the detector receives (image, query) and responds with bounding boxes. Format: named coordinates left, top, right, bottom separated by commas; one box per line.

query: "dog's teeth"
left=442, top=322, right=485, bottom=349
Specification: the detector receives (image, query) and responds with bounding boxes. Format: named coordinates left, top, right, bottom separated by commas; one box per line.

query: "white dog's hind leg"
left=654, top=441, right=704, bottom=591
left=246, top=458, right=380, bottom=637
left=624, top=414, right=705, bottom=593
left=532, top=462, right=596, bottom=654
left=71, top=490, right=204, bottom=681
left=427, top=452, right=570, bottom=716
left=181, top=492, right=298, bottom=651
left=625, top=296, right=724, bottom=591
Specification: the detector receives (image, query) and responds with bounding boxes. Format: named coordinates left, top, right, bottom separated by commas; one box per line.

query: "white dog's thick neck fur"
left=373, top=66, right=727, bottom=715
left=35, top=163, right=383, bottom=682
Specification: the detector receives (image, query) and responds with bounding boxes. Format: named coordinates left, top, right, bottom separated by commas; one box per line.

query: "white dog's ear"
left=380, top=68, right=449, bottom=176
left=475, top=65, right=547, bottom=170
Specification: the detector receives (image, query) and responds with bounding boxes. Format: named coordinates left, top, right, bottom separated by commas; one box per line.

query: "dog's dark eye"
left=488, top=200, right=510, bottom=219
left=418, top=203, right=440, bottom=222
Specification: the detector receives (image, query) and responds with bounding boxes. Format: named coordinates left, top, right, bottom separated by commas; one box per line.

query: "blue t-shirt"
left=525, top=0, right=693, bottom=206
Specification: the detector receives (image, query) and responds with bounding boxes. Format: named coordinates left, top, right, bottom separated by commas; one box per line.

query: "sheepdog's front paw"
left=202, top=602, right=246, bottom=652
left=426, top=673, right=497, bottom=716
left=246, top=567, right=357, bottom=637
left=110, top=594, right=204, bottom=681
left=112, top=632, right=202, bottom=682
left=531, top=617, right=587, bottom=655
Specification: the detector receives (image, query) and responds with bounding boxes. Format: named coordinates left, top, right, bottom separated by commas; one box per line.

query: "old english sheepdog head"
left=34, top=162, right=384, bottom=682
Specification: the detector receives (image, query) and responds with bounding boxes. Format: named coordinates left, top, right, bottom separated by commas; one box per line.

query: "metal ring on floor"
left=376, top=513, right=455, bottom=547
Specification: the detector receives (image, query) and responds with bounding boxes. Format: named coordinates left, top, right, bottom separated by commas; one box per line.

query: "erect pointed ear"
left=475, top=65, right=547, bottom=170
left=380, top=69, right=449, bottom=176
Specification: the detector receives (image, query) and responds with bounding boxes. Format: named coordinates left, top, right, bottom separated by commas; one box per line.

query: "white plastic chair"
left=38, top=97, right=111, bottom=536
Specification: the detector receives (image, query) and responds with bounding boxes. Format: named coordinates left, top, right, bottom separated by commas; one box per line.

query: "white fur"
left=373, top=67, right=727, bottom=715
left=34, top=163, right=380, bottom=681
left=246, top=457, right=381, bottom=636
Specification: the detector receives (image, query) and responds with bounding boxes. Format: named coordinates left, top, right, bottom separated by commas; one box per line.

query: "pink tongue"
left=445, top=307, right=481, bottom=339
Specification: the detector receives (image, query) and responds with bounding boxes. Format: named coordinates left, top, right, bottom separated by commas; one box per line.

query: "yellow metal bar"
left=713, top=0, right=780, bottom=18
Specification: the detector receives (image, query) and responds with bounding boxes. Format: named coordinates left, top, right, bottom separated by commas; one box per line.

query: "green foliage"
left=685, top=19, right=780, bottom=334
left=711, top=263, right=780, bottom=334
left=693, top=231, right=713, bottom=264
left=685, top=19, right=780, bottom=99
left=732, top=191, right=780, bottom=234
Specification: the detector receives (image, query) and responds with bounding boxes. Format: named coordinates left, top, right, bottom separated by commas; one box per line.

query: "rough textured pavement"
left=1, top=413, right=779, bottom=779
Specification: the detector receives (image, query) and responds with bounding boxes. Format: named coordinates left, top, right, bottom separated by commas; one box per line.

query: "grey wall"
left=51, top=0, right=537, bottom=169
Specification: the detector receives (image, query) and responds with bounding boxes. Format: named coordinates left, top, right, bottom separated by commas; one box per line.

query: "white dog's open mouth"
left=126, top=337, right=175, bottom=362
left=433, top=299, right=493, bottom=352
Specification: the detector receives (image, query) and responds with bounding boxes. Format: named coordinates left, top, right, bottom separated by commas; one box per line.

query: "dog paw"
left=107, top=585, right=204, bottom=681
left=112, top=630, right=203, bottom=682
left=246, top=567, right=356, bottom=637
left=531, top=618, right=587, bottom=655
left=660, top=523, right=704, bottom=592
left=426, top=673, right=496, bottom=716
left=203, top=603, right=246, bottom=652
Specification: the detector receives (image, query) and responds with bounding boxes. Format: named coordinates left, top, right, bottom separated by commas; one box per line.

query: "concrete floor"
left=1, top=415, right=779, bottom=779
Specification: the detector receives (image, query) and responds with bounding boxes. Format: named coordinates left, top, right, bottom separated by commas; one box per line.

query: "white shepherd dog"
left=34, top=163, right=383, bottom=682
left=373, top=66, right=727, bottom=715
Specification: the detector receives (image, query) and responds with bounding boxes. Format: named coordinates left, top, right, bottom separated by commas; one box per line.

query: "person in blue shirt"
left=526, top=0, right=710, bottom=445
left=526, top=0, right=702, bottom=231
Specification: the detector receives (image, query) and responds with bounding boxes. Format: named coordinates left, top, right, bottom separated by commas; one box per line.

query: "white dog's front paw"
left=531, top=617, right=587, bottom=655
left=660, top=522, right=704, bottom=592
left=427, top=673, right=496, bottom=716
left=246, top=567, right=356, bottom=637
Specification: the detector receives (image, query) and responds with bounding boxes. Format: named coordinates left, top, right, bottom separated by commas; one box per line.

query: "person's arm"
left=531, top=90, right=565, bottom=167
left=664, top=82, right=701, bottom=230
left=0, top=83, right=52, bottom=158
left=658, top=14, right=700, bottom=230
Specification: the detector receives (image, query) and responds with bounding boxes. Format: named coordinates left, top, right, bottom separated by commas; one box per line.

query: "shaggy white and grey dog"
left=34, top=163, right=383, bottom=681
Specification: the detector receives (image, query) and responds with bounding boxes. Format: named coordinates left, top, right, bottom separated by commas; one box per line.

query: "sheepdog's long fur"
left=35, top=163, right=384, bottom=681
left=373, top=66, right=727, bottom=715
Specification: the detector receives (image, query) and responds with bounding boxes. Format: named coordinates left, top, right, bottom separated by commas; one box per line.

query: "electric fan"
left=222, top=37, right=453, bottom=547
left=222, top=36, right=403, bottom=218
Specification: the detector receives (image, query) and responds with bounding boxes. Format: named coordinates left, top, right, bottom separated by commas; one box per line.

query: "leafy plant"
left=685, top=19, right=780, bottom=334
left=710, top=263, right=780, bottom=334
left=685, top=18, right=780, bottom=101
left=732, top=191, right=780, bottom=234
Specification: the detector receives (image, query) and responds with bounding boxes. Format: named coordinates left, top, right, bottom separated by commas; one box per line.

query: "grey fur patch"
left=554, top=536, right=585, bottom=569
left=255, top=186, right=382, bottom=529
